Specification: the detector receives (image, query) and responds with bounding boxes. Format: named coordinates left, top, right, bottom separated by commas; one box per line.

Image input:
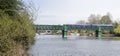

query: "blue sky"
left=24, top=0, right=120, bottom=25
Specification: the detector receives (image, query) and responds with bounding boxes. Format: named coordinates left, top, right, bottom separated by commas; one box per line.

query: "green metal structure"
left=34, top=24, right=114, bottom=38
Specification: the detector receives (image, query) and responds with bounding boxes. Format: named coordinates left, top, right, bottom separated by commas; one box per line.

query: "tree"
left=88, top=14, right=100, bottom=24
left=0, top=0, right=35, bottom=55
left=100, top=13, right=112, bottom=24
left=112, top=21, right=119, bottom=28
left=114, top=25, right=120, bottom=35
left=76, top=20, right=86, bottom=24
left=0, top=0, right=23, bottom=16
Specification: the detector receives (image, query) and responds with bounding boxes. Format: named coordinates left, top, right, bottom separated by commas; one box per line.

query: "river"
left=28, top=35, right=120, bottom=56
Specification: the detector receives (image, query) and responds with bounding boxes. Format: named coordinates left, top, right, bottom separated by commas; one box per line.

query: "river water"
left=28, top=35, right=120, bottom=56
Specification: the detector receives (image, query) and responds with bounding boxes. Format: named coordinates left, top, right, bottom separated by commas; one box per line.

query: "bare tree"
left=76, top=20, right=86, bottom=24
left=24, top=0, right=40, bottom=21
left=88, top=14, right=101, bottom=24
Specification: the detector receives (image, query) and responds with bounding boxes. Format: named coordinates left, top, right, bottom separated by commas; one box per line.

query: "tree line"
left=77, top=13, right=120, bottom=36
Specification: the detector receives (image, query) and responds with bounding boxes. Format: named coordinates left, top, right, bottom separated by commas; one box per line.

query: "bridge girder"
left=34, top=24, right=114, bottom=31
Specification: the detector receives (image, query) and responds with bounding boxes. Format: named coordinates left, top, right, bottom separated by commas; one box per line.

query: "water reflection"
left=28, top=35, right=120, bottom=56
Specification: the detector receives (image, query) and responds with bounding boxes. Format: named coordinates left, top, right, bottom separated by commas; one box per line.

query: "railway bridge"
left=34, top=24, right=114, bottom=39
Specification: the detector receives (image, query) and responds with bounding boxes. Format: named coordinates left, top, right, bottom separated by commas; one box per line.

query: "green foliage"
left=0, top=10, right=35, bottom=55
left=0, top=0, right=23, bottom=16
left=0, top=0, right=35, bottom=56
left=114, top=25, right=120, bottom=34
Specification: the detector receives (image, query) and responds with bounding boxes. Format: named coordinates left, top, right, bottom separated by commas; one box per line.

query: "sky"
left=24, top=0, right=120, bottom=25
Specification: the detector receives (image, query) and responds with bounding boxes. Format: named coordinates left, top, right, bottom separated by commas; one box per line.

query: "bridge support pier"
left=95, top=27, right=102, bottom=39
left=62, top=30, right=64, bottom=38
left=62, top=25, right=68, bottom=38
left=95, top=30, right=98, bottom=38
left=62, top=30, right=67, bottom=38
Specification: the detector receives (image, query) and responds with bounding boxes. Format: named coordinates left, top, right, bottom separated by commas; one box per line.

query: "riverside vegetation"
left=0, top=0, right=35, bottom=56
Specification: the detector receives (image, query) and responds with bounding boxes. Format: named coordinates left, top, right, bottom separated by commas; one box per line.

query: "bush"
left=0, top=9, right=35, bottom=55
